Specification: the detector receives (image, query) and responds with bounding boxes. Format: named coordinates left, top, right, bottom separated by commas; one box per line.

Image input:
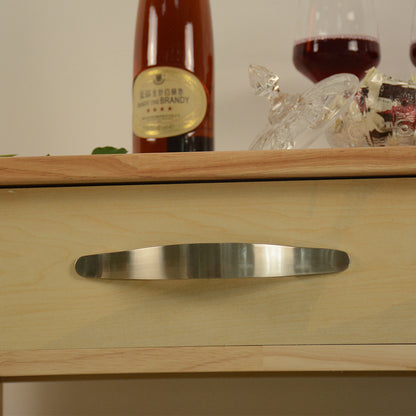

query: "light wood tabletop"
left=1, top=147, right=416, bottom=187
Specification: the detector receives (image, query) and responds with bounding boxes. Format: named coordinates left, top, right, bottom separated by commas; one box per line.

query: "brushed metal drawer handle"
left=75, top=243, right=349, bottom=281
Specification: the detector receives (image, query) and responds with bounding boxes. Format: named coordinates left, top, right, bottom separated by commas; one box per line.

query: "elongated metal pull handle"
left=75, top=243, right=349, bottom=281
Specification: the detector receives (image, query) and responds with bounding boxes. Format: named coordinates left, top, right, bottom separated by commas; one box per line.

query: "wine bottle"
left=132, top=0, right=214, bottom=153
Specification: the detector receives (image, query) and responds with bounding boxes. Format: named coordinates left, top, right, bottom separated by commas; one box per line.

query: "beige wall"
left=2, top=0, right=416, bottom=414
left=4, top=374, right=416, bottom=415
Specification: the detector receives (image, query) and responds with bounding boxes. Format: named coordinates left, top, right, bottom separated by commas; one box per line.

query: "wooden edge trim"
left=1, top=345, right=416, bottom=379
left=1, top=147, right=416, bottom=187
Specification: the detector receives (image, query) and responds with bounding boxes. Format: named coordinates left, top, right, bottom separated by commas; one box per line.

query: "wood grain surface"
left=2, top=179, right=416, bottom=354
left=1, top=345, right=416, bottom=378
left=1, top=147, right=416, bottom=187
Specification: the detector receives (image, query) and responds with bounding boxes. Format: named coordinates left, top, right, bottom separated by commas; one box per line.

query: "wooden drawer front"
left=1, top=178, right=416, bottom=352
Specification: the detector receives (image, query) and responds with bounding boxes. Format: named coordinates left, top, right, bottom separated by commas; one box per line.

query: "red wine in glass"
left=410, top=42, right=416, bottom=67
left=293, top=36, right=381, bottom=83
left=410, top=4, right=416, bottom=67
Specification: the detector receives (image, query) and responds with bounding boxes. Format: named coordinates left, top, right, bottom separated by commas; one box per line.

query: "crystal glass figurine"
left=249, top=65, right=360, bottom=150
left=330, top=68, right=416, bottom=147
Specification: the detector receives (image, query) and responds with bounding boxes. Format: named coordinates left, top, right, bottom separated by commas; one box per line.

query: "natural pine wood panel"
left=1, top=345, right=416, bottom=378
left=1, top=147, right=416, bottom=187
left=1, top=178, right=416, bottom=352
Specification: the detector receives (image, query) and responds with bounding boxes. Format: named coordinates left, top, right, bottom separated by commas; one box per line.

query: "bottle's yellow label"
left=133, top=66, right=207, bottom=138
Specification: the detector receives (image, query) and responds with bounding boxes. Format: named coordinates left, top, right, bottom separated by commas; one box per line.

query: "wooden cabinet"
left=1, top=148, right=416, bottom=385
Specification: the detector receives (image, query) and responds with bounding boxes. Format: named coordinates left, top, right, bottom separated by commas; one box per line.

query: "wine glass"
left=410, top=3, right=416, bottom=67
left=293, top=0, right=381, bottom=83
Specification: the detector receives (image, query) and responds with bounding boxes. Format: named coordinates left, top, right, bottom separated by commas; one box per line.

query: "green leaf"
left=0, top=154, right=17, bottom=157
left=91, top=146, right=128, bottom=155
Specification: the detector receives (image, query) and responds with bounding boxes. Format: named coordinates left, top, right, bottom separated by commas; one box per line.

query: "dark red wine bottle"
left=293, top=36, right=381, bottom=83
left=132, top=0, right=214, bottom=153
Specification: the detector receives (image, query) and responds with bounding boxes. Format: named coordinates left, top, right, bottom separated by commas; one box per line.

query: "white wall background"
left=0, top=0, right=415, bottom=156
left=2, top=0, right=416, bottom=414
